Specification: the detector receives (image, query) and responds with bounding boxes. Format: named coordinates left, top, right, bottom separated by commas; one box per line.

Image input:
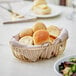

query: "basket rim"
left=9, top=28, right=68, bottom=48
left=9, top=38, right=51, bottom=48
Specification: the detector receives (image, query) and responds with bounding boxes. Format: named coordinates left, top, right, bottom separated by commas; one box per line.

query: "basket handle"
left=53, top=28, right=69, bottom=45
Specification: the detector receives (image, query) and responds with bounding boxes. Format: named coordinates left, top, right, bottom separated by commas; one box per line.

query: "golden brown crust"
left=19, top=36, right=33, bottom=45
left=19, top=23, right=60, bottom=45
left=49, top=36, right=56, bottom=44
left=33, top=30, right=49, bottom=45
left=47, top=25, right=60, bottom=38
left=33, top=22, right=47, bottom=32
left=19, top=28, right=33, bottom=38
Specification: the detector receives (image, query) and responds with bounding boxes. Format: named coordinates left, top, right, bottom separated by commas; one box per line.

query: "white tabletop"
left=0, top=1, right=76, bottom=76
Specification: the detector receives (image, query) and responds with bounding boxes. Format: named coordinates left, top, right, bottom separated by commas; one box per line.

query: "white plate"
left=30, top=4, right=62, bottom=18
left=54, top=55, right=76, bottom=76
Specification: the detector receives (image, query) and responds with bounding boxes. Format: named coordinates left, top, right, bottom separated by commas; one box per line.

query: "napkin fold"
left=53, top=28, right=69, bottom=45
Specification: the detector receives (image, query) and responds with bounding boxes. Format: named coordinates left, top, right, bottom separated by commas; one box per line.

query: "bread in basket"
left=9, top=23, right=69, bottom=62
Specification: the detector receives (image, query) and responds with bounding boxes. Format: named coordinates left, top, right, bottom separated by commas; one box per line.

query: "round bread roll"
left=49, top=36, right=55, bottom=44
left=47, top=25, right=60, bottom=38
left=33, top=30, right=49, bottom=45
left=19, top=36, right=33, bottom=45
left=33, top=0, right=47, bottom=7
left=19, top=28, right=33, bottom=38
left=33, top=22, right=46, bottom=32
left=32, top=4, right=51, bottom=15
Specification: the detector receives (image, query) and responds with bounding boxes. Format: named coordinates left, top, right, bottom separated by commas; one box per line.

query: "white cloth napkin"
left=53, top=28, right=69, bottom=45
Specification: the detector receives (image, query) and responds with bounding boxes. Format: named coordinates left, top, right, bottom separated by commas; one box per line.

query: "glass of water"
left=72, top=0, right=76, bottom=19
left=67, top=0, right=76, bottom=20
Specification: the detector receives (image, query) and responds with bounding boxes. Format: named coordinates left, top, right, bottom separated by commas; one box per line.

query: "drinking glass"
left=67, top=0, right=76, bottom=20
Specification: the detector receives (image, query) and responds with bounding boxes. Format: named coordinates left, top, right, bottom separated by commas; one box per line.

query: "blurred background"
left=0, top=0, right=73, bottom=6
left=0, top=0, right=75, bottom=22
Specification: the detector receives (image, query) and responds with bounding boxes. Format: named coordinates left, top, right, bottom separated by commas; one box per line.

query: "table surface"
left=0, top=1, right=76, bottom=76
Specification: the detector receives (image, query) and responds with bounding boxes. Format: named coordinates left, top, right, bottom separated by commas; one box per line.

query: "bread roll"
left=33, top=30, right=49, bottom=45
left=33, top=22, right=46, bottom=32
left=32, top=4, right=51, bottom=15
left=19, top=36, right=33, bottom=45
left=19, top=28, right=33, bottom=38
left=33, top=0, right=47, bottom=7
left=49, top=36, right=55, bottom=44
left=47, top=25, right=60, bottom=38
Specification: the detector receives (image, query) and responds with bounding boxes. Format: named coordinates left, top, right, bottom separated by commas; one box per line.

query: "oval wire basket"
left=9, top=28, right=69, bottom=62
